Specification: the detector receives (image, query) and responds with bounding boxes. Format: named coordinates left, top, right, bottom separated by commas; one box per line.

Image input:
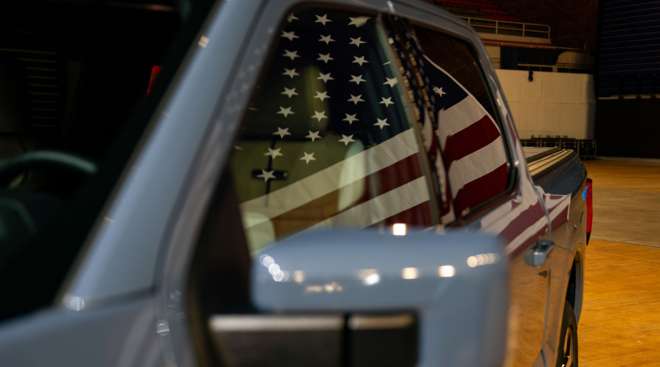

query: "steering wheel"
left=0, top=151, right=97, bottom=187
left=0, top=151, right=98, bottom=256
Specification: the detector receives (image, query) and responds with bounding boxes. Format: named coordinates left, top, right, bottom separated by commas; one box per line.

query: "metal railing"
left=462, top=16, right=551, bottom=40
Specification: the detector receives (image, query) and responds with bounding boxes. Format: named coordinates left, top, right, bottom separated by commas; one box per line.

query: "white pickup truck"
left=0, top=1, right=591, bottom=366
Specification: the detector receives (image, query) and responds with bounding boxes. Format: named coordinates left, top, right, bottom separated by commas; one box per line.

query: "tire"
left=556, top=302, right=579, bottom=367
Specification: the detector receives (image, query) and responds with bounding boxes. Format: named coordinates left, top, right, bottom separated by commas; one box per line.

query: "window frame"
left=399, top=17, right=521, bottom=225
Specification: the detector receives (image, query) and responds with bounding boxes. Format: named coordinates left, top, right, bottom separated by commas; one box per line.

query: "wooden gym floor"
left=579, top=159, right=660, bottom=366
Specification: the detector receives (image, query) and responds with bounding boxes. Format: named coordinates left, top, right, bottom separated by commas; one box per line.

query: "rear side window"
left=393, top=23, right=512, bottom=222
left=230, top=9, right=435, bottom=252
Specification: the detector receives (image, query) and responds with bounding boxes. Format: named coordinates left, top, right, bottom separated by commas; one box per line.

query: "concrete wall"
left=495, top=69, right=595, bottom=139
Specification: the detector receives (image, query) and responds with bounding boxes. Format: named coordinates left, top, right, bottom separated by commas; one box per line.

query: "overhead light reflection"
left=401, top=267, right=419, bottom=280
left=293, top=270, right=305, bottom=284
left=358, top=268, right=381, bottom=286
left=392, top=223, right=407, bottom=236
left=437, top=265, right=456, bottom=278
left=466, top=253, right=498, bottom=268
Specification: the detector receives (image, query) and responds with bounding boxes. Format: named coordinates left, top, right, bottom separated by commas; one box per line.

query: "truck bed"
left=523, top=146, right=586, bottom=195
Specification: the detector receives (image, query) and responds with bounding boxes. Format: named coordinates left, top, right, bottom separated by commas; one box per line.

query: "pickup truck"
left=0, top=1, right=590, bottom=366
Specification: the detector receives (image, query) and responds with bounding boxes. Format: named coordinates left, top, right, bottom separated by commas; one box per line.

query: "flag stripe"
left=443, top=115, right=502, bottom=167
left=309, top=176, right=430, bottom=230
left=447, top=136, right=509, bottom=198
left=252, top=153, right=425, bottom=237
left=436, top=96, right=487, bottom=146
left=453, top=163, right=509, bottom=214
left=241, top=128, right=418, bottom=227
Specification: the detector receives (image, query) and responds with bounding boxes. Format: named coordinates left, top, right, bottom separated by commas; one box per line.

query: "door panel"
left=480, top=181, right=550, bottom=366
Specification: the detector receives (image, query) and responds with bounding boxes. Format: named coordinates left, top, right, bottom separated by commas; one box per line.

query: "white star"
left=273, top=127, right=291, bottom=139
left=350, top=74, right=366, bottom=85
left=348, top=16, right=370, bottom=27
left=338, top=134, right=356, bottom=146
left=300, top=152, right=316, bottom=164
left=281, top=31, right=298, bottom=41
left=342, top=113, right=359, bottom=125
left=374, top=118, right=390, bottom=130
left=257, top=169, right=276, bottom=182
left=283, top=68, right=299, bottom=78
left=318, top=53, right=334, bottom=63
left=311, top=110, right=327, bottom=122
left=283, top=49, right=299, bottom=60
left=319, top=34, right=335, bottom=44
left=306, top=130, right=321, bottom=142
left=264, top=147, right=283, bottom=159
left=384, top=77, right=398, bottom=87
left=277, top=106, right=294, bottom=117
left=317, top=72, right=334, bottom=83
left=281, top=87, right=298, bottom=98
left=349, top=37, right=366, bottom=47
left=348, top=94, right=365, bottom=105
left=315, top=14, right=332, bottom=26
left=287, top=13, right=299, bottom=23
left=433, top=86, right=446, bottom=97
left=314, top=91, right=330, bottom=101
left=352, top=56, right=369, bottom=66
left=379, top=97, right=394, bottom=107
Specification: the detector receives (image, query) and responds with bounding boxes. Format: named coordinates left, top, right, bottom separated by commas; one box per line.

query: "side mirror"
left=251, top=229, right=509, bottom=367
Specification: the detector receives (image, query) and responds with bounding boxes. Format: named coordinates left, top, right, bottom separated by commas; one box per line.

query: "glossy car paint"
left=0, top=0, right=586, bottom=366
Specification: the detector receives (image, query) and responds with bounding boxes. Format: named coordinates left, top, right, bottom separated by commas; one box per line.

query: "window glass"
left=391, top=22, right=511, bottom=221
left=230, top=9, right=434, bottom=252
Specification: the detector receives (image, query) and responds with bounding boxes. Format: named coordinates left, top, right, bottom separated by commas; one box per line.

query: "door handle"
left=524, top=239, right=554, bottom=268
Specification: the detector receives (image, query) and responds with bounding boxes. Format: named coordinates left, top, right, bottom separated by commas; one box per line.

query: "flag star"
left=281, top=87, right=298, bottom=98
left=349, top=36, right=366, bottom=47
left=300, top=152, right=316, bottom=164
left=264, top=147, right=283, bottom=159
left=374, top=118, right=390, bottom=130
left=319, top=34, right=335, bottom=44
left=277, top=106, right=294, bottom=117
left=342, top=113, right=359, bottom=125
left=257, top=169, right=276, bottom=182
left=306, top=130, right=321, bottom=142
left=348, top=16, right=370, bottom=27
left=317, top=72, right=334, bottom=83
left=350, top=74, right=366, bottom=85
left=433, top=86, right=447, bottom=97
left=287, top=13, right=299, bottom=23
left=273, top=127, right=291, bottom=139
left=318, top=53, right=334, bottom=63
left=312, top=110, right=328, bottom=122
left=315, top=14, right=332, bottom=26
left=384, top=77, right=398, bottom=87
left=338, top=134, right=356, bottom=146
left=352, top=56, right=369, bottom=66
left=283, top=68, right=299, bottom=78
left=283, top=49, right=300, bottom=60
left=314, top=91, right=330, bottom=101
left=281, top=31, right=299, bottom=41
left=379, top=97, right=394, bottom=107
left=347, top=95, right=364, bottom=105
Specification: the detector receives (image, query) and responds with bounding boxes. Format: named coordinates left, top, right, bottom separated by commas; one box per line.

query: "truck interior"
left=0, top=0, right=212, bottom=321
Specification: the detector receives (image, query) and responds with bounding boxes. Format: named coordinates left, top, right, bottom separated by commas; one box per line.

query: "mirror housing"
left=252, top=229, right=508, bottom=367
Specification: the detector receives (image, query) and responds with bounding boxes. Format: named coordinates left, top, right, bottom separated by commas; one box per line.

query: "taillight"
left=584, top=178, right=593, bottom=243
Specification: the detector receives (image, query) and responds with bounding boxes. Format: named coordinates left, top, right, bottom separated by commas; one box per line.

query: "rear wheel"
left=556, top=302, right=578, bottom=367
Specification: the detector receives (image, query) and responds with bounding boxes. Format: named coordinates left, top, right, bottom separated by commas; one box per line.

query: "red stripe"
left=442, top=115, right=501, bottom=167
left=508, top=226, right=547, bottom=258
left=269, top=154, right=427, bottom=238
left=498, top=201, right=545, bottom=243
left=453, top=163, right=509, bottom=215
left=384, top=201, right=434, bottom=227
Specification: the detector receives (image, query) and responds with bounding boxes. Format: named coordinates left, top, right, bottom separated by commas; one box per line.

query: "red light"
left=146, top=65, right=161, bottom=96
